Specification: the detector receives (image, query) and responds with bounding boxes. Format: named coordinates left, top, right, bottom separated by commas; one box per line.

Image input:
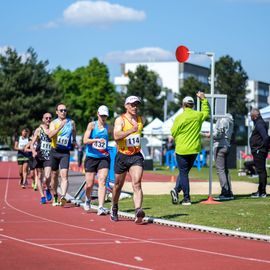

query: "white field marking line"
left=4, top=172, right=270, bottom=266
left=44, top=241, right=142, bottom=247
left=4, top=220, right=49, bottom=224
left=0, top=233, right=152, bottom=270
left=26, top=238, right=134, bottom=241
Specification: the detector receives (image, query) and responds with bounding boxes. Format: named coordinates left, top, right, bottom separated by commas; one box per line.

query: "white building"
left=114, top=61, right=209, bottom=94
left=246, top=80, right=270, bottom=109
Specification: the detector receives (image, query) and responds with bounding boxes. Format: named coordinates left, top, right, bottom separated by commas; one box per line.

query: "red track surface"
left=0, top=162, right=270, bottom=270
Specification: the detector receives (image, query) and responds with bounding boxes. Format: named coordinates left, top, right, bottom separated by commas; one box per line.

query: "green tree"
left=179, top=76, right=210, bottom=109
left=122, top=65, right=164, bottom=122
left=53, top=58, right=116, bottom=133
left=215, top=55, right=249, bottom=144
left=0, top=47, right=59, bottom=144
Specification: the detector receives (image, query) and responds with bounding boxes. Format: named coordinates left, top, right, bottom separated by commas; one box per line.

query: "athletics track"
left=0, top=162, right=270, bottom=270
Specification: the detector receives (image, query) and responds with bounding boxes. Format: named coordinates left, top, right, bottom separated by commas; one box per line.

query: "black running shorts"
left=84, top=156, right=110, bottom=173
left=114, top=152, right=144, bottom=174
left=50, top=148, right=70, bottom=171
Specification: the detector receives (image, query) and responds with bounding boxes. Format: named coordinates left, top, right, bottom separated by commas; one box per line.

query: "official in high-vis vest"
left=111, top=96, right=145, bottom=224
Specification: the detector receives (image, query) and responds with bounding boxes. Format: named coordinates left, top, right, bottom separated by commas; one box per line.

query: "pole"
left=208, top=52, right=215, bottom=198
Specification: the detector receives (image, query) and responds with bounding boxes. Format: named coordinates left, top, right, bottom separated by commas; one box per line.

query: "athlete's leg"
left=59, top=168, right=68, bottom=197
left=97, top=168, right=109, bottom=208
left=129, top=165, right=143, bottom=209
left=112, top=172, right=127, bottom=205
left=85, top=172, right=95, bottom=201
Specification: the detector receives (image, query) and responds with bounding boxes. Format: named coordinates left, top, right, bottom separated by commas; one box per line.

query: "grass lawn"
left=104, top=194, right=270, bottom=236
left=102, top=164, right=270, bottom=236
left=149, top=164, right=260, bottom=184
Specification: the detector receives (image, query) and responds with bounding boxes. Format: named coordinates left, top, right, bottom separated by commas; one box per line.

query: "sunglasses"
left=59, top=109, right=67, bottom=113
left=45, top=117, right=52, bottom=120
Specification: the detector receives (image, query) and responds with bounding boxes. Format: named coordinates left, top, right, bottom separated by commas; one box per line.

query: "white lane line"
left=44, top=241, right=141, bottom=246
left=4, top=168, right=270, bottom=266
left=0, top=233, right=152, bottom=270
left=134, top=257, right=143, bottom=262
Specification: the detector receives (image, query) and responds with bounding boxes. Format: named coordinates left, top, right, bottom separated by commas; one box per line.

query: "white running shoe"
left=97, top=207, right=107, bottom=216
left=84, top=200, right=91, bottom=211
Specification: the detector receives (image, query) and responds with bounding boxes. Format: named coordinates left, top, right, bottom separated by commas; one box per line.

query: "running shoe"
left=213, top=194, right=234, bottom=201
left=84, top=200, right=91, bottom=211
left=97, top=207, right=107, bottom=216
left=21, top=184, right=26, bottom=189
left=251, top=192, right=267, bottom=198
left=170, top=189, right=178, bottom=204
left=110, top=205, right=118, bottom=222
left=134, top=208, right=145, bottom=224
left=52, top=196, right=59, bottom=206
left=181, top=199, right=191, bottom=206
left=59, top=196, right=67, bottom=206
left=45, top=189, right=52, bottom=201
left=40, top=197, right=46, bottom=204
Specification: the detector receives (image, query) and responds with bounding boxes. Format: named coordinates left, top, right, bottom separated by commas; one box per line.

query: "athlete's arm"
left=30, top=128, right=40, bottom=157
left=83, top=122, right=101, bottom=144
left=71, top=120, right=78, bottom=148
left=48, top=119, right=66, bottom=139
left=13, top=139, right=19, bottom=151
left=113, top=116, right=138, bottom=141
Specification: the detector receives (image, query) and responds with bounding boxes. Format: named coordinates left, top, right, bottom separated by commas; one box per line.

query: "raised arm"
left=48, top=119, right=67, bottom=139
left=113, top=116, right=137, bottom=141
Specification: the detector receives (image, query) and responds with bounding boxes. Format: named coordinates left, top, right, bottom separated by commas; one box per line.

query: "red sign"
left=175, top=45, right=189, bottom=63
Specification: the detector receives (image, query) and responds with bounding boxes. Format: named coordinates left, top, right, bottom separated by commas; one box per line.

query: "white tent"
left=260, top=105, right=270, bottom=120
left=162, top=108, right=212, bottom=135
left=143, top=117, right=164, bottom=135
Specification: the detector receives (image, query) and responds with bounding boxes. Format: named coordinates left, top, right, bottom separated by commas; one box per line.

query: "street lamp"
left=175, top=46, right=219, bottom=204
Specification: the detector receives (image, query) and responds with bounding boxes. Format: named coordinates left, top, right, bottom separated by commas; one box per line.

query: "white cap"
left=182, top=96, right=194, bottom=104
left=125, top=96, right=141, bottom=105
left=98, top=105, right=109, bottom=116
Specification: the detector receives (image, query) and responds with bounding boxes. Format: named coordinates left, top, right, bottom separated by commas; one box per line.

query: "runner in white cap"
left=111, top=96, right=145, bottom=224
left=83, top=105, right=110, bottom=215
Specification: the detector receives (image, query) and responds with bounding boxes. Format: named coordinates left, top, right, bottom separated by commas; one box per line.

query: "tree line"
left=0, top=47, right=249, bottom=145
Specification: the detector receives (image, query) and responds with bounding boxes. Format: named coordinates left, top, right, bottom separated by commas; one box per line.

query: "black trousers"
left=252, top=150, right=267, bottom=194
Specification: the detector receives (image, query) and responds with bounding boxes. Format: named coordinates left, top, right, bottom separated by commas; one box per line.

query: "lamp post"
left=176, top=46, right=219, bottom=203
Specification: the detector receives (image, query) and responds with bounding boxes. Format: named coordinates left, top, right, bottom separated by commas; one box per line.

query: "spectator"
left=249, top=108, right=268, bottom=198
left=206, top=113, right=234, bottom=200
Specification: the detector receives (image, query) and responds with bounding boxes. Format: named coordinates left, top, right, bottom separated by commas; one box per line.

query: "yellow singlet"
left=117, top=115, right=143, bottom=155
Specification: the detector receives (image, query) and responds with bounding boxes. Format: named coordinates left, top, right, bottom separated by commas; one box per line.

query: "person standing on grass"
left=249, top=108, right=268, bottom=198
left=205, top=113, right=234, bottom=201
left=110, top=96, right=145, bottom=224
left=30, top=112, right=53, bottom=204
left=170, top=92, right=210, bottom=206
left=83, top=105, right=110, bottom=215
left=49, top=103, right=77, bottom=206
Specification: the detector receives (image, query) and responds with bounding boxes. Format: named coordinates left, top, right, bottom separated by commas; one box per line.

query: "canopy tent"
left=259, top=105, right=270, bottom=120
left=162, top=108, right=212, bottom=135
left=143, top=117, right=164, bottom=135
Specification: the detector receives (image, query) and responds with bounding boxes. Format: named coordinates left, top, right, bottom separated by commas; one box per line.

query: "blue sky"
left=1, top=0, right=269, bottom=82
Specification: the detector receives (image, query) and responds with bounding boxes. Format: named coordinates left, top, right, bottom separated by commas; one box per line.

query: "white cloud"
left=105, top=47, right=174, bottom=62
left=0, top=46, right=30, bottom=63
left=63, top=1, right=146, bottom=25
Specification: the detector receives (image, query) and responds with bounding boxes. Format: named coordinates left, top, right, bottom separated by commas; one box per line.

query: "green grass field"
left=103, top=165, right=270, bottom=236
left=104, top=194, right=270, bottom=236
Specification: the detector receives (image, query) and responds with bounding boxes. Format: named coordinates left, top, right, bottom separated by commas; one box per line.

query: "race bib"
left=126, top=134, right=140, bottom=147
left=57, top=136, right=69, bottom=147
left=92, top=140, right=107, bottom=150
left=40, top=141, right=51, bottom=151
left=18, top=141, right=28, bottom=149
